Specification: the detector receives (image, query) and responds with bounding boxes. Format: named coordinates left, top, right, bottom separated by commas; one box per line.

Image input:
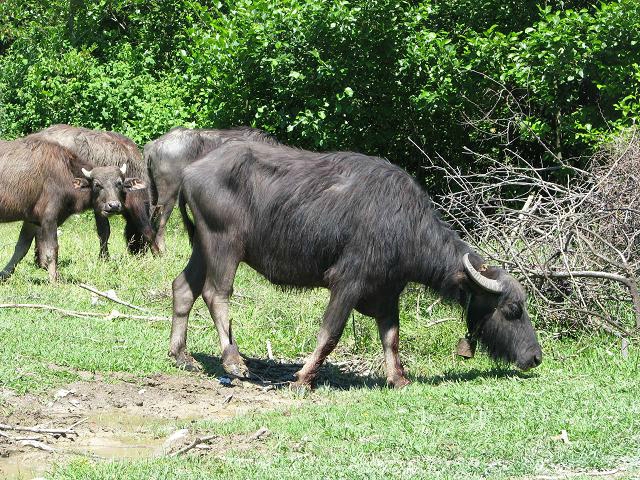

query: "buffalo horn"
left=81, top=168, right=92, bottom=179
left=120, top=163, right=127, bottom=175
left=462, top=253, right=503, bottom=294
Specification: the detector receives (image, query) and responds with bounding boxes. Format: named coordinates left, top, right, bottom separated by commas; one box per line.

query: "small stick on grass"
left=18, top=439, right=55, bottom=452
left=0, top=423, right=78, bottom=436
left=0, top=304, right=169, bottom=322
left=77, top=283, right=149, bottom=312
left=425, top=317, right=455, bottom=328
left=170, top=435, right=217, bottom=457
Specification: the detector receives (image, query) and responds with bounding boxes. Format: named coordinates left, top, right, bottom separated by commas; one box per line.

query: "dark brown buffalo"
left=0, top=138, right=145, bottom=281
left=144, top=126, right=278, bottom=252
left=28, top=124, right=159, bottom=258
left=171, top=141, right=542, bottom=388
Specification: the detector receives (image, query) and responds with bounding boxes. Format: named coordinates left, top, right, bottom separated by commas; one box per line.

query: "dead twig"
left=169, top=435, right=217, bottom=457
left=425, top=317, right=455, bottom=328
left=77, top=283, right=149, bottom=312
left=0, top=304, right=169, bottom=322
left=414, top=127, right=640, bottom=336
left=18, top=439, right=55, bottom=452
left=0, top=422, right=78, bottom=436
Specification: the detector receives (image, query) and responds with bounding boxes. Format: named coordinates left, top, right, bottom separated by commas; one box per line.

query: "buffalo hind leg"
left=200, top=248, right=246, bottom=378
left=170, top=240, right=206, bottom=371
left=94, top=212, right=111, bottom=259
left=293, top=287, right=358, bottom=389
left=1, top=222, right=38, bottom=280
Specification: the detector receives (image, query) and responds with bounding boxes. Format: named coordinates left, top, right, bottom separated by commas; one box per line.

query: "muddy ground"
left=0, top=357, right=382, bottom=479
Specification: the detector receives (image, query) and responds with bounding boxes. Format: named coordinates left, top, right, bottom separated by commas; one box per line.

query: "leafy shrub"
left=0, top=0, right=639, bottom=178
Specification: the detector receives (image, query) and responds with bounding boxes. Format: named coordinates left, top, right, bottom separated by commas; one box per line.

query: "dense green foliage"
left=1, top=0, right=639, bottom=177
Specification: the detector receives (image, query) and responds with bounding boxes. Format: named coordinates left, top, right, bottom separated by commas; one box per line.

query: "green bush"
left=0, top=0, right=639, bottom=180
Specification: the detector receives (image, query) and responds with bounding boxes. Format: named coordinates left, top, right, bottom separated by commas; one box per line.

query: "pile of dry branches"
left=417, top=130, right=640, bottom=337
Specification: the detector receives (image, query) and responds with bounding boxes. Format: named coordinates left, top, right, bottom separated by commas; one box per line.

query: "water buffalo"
left=0, top=138, right=146, bottom=281
left=170, top=141, right=542, bottom=388
left=144, top=126, right=278, bottom=252
left=28, top=124, right=159, bottom=258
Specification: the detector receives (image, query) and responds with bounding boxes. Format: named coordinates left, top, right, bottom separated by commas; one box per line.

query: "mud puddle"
left=0, top=368, right=301, bottom=479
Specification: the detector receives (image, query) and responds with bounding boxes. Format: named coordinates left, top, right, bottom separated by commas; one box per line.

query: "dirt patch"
left=0, top=367, right=301, bottom=479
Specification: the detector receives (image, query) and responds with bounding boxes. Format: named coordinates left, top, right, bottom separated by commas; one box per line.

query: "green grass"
left=1, top=212, right=639, bottom=479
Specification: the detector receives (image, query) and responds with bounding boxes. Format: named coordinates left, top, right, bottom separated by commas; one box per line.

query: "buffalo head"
left=75, top=163, right=146, bottom=217
left=463, top=253, right=542, bottom=371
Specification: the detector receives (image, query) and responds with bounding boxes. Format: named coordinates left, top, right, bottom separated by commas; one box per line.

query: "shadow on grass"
left=191, top=353, right=537, bottom=391
left=191, top=353, right=386, bottom=390
left=420, top=367, right=535, bottom=386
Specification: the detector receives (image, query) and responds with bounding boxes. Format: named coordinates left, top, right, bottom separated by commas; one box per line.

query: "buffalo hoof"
left=172, top=352, right=202, bottom=372
left=289, top=379, right=314, bottom=393
left=388, top=376, right=411, bottom=389
left=221, top=345, right=249, bottom=378
left=290, top=371, right=316, bottom=391
left=222, top=360, right=249, bottom=379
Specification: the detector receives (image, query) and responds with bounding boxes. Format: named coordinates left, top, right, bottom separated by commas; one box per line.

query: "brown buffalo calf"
left=0, top=138, right=145, bottom=281
left=29, top=124, right=159, bottom=258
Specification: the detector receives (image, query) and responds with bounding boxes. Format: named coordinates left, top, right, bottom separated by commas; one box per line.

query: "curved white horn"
left=81, top=168, right=92, bottom=179
left=120, top=163, right=127, bottom=175
left=463, top=253, right=503, bottom=294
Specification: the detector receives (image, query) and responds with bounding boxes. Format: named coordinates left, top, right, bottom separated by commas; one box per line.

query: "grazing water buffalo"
left=0, top=138, right=145, bottom=281
left=28, top=124, right=159, bottom=258
left=171, top=142, right=542, bottom=388
left=144, top=126, right=278, bottom=252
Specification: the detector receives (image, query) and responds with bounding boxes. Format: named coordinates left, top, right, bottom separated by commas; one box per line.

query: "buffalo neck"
left=413, top=214, right=473, bottom=303
left=71, top=190, right=92, bottom=214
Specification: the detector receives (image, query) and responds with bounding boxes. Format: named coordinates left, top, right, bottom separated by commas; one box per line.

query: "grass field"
left=0, top=212, right=639, bottom=479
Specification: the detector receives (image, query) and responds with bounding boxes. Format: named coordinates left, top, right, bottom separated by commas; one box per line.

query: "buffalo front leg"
left=293, top=288, right=358, bottom=388
left=38, top=220, right=60, bottom=282
left=94, top=212, right=111, bottom=260
left=152, top=194, right=177, bottom=255
left=124, top=191, right=160, bottom=256
left=170, top=241, right=206, bottom=371
left=201, top=255, right=246, bottom=378
left=0, top=222, right=38, bottom=280
left=376, top=312, right=410, bottom=388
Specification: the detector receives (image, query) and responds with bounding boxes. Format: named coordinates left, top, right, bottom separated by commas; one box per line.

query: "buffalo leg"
left=293, top=287, right=357, bottom=388
left=34, top=230, right=45, bottom=268
left=38, top=220, right=59, bottom=282
left=170, top=240, right=206, bottom=371
left=1, top=222, right=38, bottom=280
left=94, top=212, right=111, bottom=260
left=152, top=194, right=177, bottom=254
left=376, top=311, right=410, bottom=388
left=124, top=190, right=160, bottom=256
left=200, top=246, right=246, bottom=377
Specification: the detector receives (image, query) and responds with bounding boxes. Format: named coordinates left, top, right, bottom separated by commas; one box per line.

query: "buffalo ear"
left=123, top=177, right=147, bottom=191
left=73, top=177, right=91, bottom=190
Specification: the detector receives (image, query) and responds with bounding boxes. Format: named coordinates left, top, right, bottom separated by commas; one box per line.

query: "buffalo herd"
left=0, top=124, right=542, bottom=387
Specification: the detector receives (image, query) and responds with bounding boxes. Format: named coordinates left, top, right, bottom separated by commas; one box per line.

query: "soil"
left=0, top=367, right=295, bottom=478
left=0, top=356, right=383, bottom=479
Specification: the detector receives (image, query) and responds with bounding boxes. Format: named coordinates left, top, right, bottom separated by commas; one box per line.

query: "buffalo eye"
left=503, top=302, right=523, bottom=320
left=93, top=182, right=103, bottom=190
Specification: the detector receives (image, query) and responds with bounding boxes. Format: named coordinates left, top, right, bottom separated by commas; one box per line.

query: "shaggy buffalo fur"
left=0, top=138, right=138, bottom=281
left=143, top=126, right=279, bottom=252
left=171, top=141, right=542, bottom=387
left=27, top=124, right=157, bottom=256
